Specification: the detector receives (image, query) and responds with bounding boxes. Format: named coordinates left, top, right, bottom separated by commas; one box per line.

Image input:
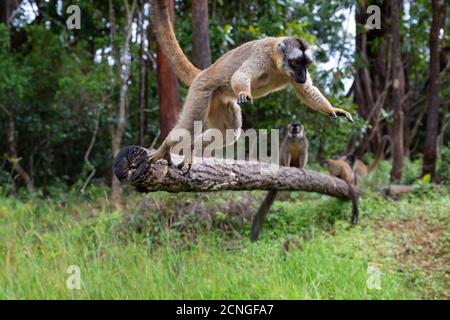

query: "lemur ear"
left=304, top=48, right=314, bottom=64
left=277, top=42, right=286, bottom=53
left=346, top=155, right=357, bottom=168
left=295, top=37, right=309, bottom=51
left=294, top=37, right=314, bottom=64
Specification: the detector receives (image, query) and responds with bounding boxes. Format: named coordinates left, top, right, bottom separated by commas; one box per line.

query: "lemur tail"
left=348, top=184, right=359, bottom=226
left=367, top=135, right=388, bottom=173
left=251, top=190, right=278, bottom=242
left=150, top=0, right=201, bottom=86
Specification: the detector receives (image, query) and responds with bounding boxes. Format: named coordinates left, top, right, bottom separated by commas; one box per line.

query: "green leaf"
left=422, top=174, right=432, bottom=185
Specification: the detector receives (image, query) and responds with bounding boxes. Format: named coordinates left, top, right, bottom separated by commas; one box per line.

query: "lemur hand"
left=237, top=92, right=253, bottom=105
left=331, top=108, right=354, bottom=124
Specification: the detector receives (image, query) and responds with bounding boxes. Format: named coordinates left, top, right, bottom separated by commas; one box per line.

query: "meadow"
left=1, top=163, right=448, bottom=299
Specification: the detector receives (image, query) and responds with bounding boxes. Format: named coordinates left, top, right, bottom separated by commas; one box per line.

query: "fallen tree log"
left=113, top=145, right=359, bottom=199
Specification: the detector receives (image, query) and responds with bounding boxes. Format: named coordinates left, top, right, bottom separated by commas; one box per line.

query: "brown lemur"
left=251, top=124, right=308, bottom=241
left=340, top=137, right=386, bottom=181
left=149, top=0, right=354, bottom=170
left=320, top=157, right=359, bottom=226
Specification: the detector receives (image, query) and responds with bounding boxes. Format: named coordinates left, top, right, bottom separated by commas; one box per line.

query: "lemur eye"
left=304, top=56, right=313, bottom=67
left=289, top=59, right=299, bottom=66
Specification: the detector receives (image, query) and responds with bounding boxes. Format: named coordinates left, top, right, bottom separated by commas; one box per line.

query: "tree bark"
left=156, top=0, right=180, bottom=140
left=354, top=1, right=389, bottom=157
left=422, top=0, right=447, bottom=180
left=113, top=145, right=359, bottom=199
left=1, top=4, right=34, bottom=194
left=389, top=0, right=405, bottom=182
left=0, top=0, right=19, bottom=25
left=137, top=4, right=148, bottom=146
left=191, top=0, right=212, bottom=69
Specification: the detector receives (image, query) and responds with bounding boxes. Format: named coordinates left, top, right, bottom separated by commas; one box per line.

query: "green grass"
left=0, top=184, right=448, bottom=299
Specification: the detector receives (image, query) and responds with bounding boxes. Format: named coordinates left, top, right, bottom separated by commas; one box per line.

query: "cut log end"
left=113, top=145, right=134, bottom=182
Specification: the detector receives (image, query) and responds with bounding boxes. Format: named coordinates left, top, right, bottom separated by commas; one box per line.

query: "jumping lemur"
left=320, top=157, right=359, bottom=225
left=149, top=0, right=354, bottom=169
left=251, top=124, right=308, bottom=241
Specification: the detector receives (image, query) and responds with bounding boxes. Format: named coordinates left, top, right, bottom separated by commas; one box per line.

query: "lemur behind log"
left=251, top=124, right=308, bottom=242
left=149, top=0, right=353, bottom=171
left=342, top=136, right=386, bottom=180
left=321, top=157, right=359, bottom=225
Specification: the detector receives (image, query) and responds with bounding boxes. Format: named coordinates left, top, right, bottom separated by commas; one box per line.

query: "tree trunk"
left=109, top=0, right=136, bottom=206
left=156, top=0, right=180, bottom=140
left=113, top=145, right=359, bottom=198
left=354, top=1, right=389, bottom=157
left=422, top=0, right=447, bottom=180
left=191, top=0, right=212, bottom=69
left=3, top=106, right=35, bottom=194
left=389, top=0, right=405, bottom=182
left=111, top=143, right=124, bottom=205
left=402, top=52, right=412, bottom=157
left=0, top=0, right=19, bottom=25
left=138, top=5, right=148, bottom=146
left=1, top=4, right=34, bottom=194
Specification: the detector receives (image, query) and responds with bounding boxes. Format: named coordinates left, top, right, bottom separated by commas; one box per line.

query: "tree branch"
left=113, top=145, right=358, bottom=199
left=80, top=105, right=102, bottom=194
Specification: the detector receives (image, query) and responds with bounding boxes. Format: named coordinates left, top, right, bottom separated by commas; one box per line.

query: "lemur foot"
left=148, top=148, right=172, bottom=166
left=183, top=163, right=192, bottom=176
left=177, top=161, right=192, bottom=176
left=148, top=152, right=162, bottom=164
left=176, top=161, right=184, bottom=170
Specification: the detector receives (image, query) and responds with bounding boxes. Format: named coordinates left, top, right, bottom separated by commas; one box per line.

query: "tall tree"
left=2, top=105, right=35, bottom=194
left=137, top=1, right=149, bottom=146
left=156, top=0, right=180, bottom=140
left=191, top=0, right=211, bottom=69
left=353, top=1, right=391, bottom=158
left=422, top=0, right=447, bottom=180
left=109, top=0, right=137, bottom=205
left=389, top=0, right=405, bottom=182
left=1, top=0, right=35, bottom=194
left=0, top=0, right=19, bottom=26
